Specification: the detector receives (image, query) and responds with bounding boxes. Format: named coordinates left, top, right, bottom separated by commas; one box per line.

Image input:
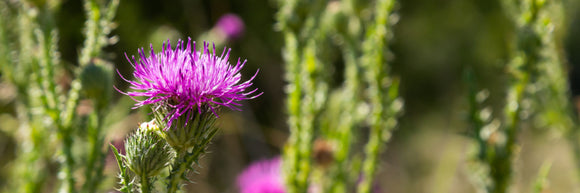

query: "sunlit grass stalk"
left=79, top=0, right=119, bottom=67
left=74, top=0, right=118, bottom=192
left=491, top=72, right=526, bottom=193
left=56, top=0, right=118, bottom=190
left=277, top=0, right=327, bottom=192
left=464, top=66, right=498, bottom=193
left=1, top=17, right=55, bottom=184
left=82, top=111, right=106, bottom=193
left=34, top=29, right=59, bottom=116
left=2, top=2, right=59, bottom=192
left=57, top=127, right=76, bottom=193
left=521, top=0, right=580, bottom=184
left=277, top=1, right=304, bottom=190
left=0, top=0, right=117, bottom=192
left=33, top=23, right=79, bottom=193
left=464, top=68, right=488, bottom=160
left=356, top=0, right=398, bottom=192
left=281, top=31, right=304, bottom=193
left=532, top=161, right=551, bottom=193
left=57, top=88, right=79, bottom=192
left=329, top=44, right=359, bottom=193
left=0, top=2, right=10, bottom=80
left=296, top=40, right=324, bottom=192
left=471, top=0, right=560, bottom=193
left=26, top=7, right=77, bottom=192
left=57, top=76, right=82, bottom=193
left=329, top=3, right=363, bottom=191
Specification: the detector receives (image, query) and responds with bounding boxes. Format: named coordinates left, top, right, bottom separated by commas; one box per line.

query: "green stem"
left=167, top=147, right=205, bottom=193
left=56, top=79, right=81, bottom=193
left=329, top=13, right=364, bottom=191
left=167, top=144, right=208, bottom=193
left=15, top=104, right=49, bottom=193
left=140, top=174, right=151, bottom=193
left=167, top=150, right=187, bottom=193
left=278, top=0, right=327, bottom=192
left=281, top=31, right=304, bottom=193
left=356, top=0, right=396, bottom=192
left=357, top=124, right=386, bottom=193
left=79, top=0, right=100, bottom=67
left=82, top=112, right=105, bottom=193
left=59, top=129, right=76, bottom=193
left=489, top=74, right=528, bottom=193
left=61, top=80, right=81, bottom=129
left=162, top=109, right=217, bottom=193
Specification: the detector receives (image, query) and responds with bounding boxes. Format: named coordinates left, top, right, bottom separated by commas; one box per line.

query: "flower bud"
left=125, top=121, right=174, bottom=177
left=80, top=60, right=113, bottom=110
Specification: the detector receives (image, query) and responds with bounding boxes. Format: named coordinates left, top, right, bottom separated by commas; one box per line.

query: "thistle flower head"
left=118, top=38, right=261, bottom=130
left=237, top=157, right=286, bottom=193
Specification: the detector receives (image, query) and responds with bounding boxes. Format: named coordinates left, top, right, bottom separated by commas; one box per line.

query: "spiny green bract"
left=125, top=121, right=174, bottom=178
left=154, top=105, right=218, bottom=152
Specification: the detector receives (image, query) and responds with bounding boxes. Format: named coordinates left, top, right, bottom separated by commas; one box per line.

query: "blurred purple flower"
left=118, top=38, right=261, bottom=129
left=237, top=157, right=285, bottom=193
left=215, top=14, right=245, bottom=40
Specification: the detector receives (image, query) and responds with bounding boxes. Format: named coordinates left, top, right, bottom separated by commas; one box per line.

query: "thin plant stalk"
left=356, top=0, right=398, bottom=192
left=277, top=0, right=328, bottom=192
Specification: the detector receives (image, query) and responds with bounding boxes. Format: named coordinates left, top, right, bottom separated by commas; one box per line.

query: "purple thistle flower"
left=118, top=38, right=261, bottom=130
left=215, top=14, right=245, bottom=40
left=237, top=157, right=286, bottom=193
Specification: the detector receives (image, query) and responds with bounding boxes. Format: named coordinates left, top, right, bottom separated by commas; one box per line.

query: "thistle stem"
left=141, top=174, right=152, bottom=193
left=167, top=150, right=187, bottom=193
